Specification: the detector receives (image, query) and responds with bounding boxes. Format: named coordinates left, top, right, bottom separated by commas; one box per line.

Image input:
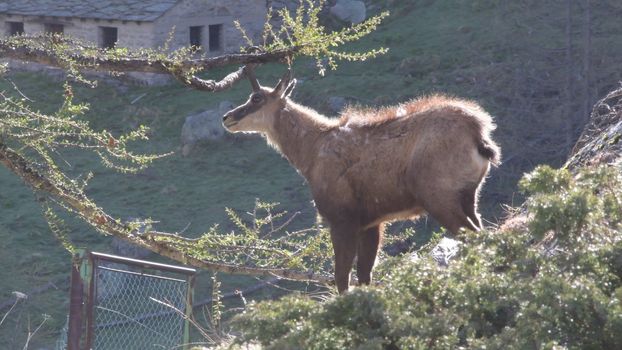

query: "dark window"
left=7, top=21, right=24, bottom=36
left=208, top=24, right=222, bottom=52
left=44, top=23, right=64, bottom=34
left=100, top=26, right=118, bottom=49
left=189, top=26, right=203, bottom=47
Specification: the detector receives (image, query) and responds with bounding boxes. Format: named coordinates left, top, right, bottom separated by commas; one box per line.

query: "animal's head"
left=222, top=66, right=297, bottom=133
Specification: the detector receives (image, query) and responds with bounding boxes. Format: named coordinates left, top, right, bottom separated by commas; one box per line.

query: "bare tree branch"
left=172, top=66, right=248, bottom=92
left=0, top=36, right=296, bottom=74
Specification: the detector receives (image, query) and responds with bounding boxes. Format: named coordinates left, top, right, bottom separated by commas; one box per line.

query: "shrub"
left=231, top=164, right=622, bottom=349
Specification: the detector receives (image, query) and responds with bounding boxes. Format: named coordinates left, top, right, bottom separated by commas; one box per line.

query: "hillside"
left=230, top=85, right=622, bottom=349
left=2, top=0, right=622, bottom=347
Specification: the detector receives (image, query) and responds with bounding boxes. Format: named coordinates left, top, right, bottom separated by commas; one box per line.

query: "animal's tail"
left=478, top=137, right=501, bottom=167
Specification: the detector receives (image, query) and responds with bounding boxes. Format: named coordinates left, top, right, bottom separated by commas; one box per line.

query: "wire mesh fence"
left=93, top=266, right=190, bottom=349
left=56, top=250, right=196, bottom=350
left=55, top=317, right=69, bottom=350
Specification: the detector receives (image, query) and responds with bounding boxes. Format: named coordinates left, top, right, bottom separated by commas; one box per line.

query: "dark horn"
left=244, top=65, right=260, bottom=92
left=274, top=68, right=292, bottom=94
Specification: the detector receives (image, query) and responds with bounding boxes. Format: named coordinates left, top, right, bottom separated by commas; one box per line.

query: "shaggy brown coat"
left=223, top=72, right=500, bottom=293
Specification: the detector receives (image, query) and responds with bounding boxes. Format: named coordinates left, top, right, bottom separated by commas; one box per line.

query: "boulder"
left=430, top=237, right=462, bottom=266
left=111, top=237, right=151, bottom=259
left=329, top=0, right=366, bottom=24
left=181, top=100, right=233, bottom=155
left=566, top=87, right=622, bottom=169
left=269, top=0, right=299, bottom=13
left=111, top=218, right=151, bottom=259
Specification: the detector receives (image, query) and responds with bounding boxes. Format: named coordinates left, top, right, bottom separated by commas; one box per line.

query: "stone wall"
left=154, top=0, right=267, bottom=54
left=0, top=1, right=267, bottom=84
left=0, top=0, right=266, bottom=53
left=0, top=14, right=157, bottom=49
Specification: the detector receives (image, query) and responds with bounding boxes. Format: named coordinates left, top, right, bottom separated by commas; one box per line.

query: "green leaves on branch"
left=0, top=81, right=168, bottom=175
left=0, top=76, right=168, bottom=254
left=151, top=199, right=333, bottom=275
left=520, top=165, right=622, bottom=242
left=236, top=0, right=389, bottom=75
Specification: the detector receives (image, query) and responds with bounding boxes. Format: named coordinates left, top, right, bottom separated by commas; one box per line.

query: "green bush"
left=231, top=164, right=622, bottom=349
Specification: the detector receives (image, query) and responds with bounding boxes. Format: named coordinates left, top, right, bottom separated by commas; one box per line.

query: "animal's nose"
left=222, top=113, right=230, bottom=121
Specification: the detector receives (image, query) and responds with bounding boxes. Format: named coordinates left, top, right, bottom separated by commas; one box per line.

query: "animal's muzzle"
left=222, top=112, right=237, bottom=128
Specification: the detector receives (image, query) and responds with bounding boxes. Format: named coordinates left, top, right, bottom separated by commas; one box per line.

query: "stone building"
left=0, top=0, right=267, bottom=53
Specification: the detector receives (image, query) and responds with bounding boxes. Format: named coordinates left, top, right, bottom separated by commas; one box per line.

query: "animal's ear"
left=273, top=68, right=293, bottom=97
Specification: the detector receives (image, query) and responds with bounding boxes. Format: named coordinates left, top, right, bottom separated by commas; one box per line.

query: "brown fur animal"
left=223, top=68, right=501, bottom=293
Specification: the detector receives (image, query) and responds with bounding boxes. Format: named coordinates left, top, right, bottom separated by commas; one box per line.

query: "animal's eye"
left=251, top=94, right=263, bottom=103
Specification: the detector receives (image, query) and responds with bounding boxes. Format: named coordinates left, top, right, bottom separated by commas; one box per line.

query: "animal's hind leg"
left=330, top=225, right=358, bottom=294
left=424, top=195, right=479, bottom=234
left=357, top=224, right=382, bottom=286
left=460, top=186, right=483, bottom=230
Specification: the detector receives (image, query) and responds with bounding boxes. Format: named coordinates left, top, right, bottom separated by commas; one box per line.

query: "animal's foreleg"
left=356, top=224, right=382, bottom=286
left=330, top=225, right=357, bottom=294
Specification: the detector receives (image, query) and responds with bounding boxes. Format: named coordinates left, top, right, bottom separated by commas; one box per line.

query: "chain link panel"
left=56, top=252, right=194, bottom=350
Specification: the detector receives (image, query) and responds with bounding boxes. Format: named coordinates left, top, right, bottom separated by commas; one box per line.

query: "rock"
left=269, top=0, right=299, bottom=12
left=111, top=237, right=151, bottom=260
left=180, top=101, right=233, bottom=155
left=110, top=218, right=152, bottom=259
left=409, top=237, right=462, bottom=267
left=329, top=0, right=366, bottom=24
left=430, top=237, right=462, bottom=266
left=566, top=87, right=622, bottom=169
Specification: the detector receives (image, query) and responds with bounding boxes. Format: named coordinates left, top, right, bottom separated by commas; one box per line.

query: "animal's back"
left=320, top=95, right=500, bottom=223
left=340, top=95, right=494, bottom=129
left=338, top=95, right=499, bottom=166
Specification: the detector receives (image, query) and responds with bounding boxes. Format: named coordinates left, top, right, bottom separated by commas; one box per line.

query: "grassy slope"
left=0, top=71, right=315, bottom=347
left=2, top=0, right=622, bottom=347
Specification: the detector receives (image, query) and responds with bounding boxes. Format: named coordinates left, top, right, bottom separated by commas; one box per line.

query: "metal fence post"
left=67, top=250, right=84, bottom=350
left=62, top=251, right=196, bottom=349
left=82, top=251, right=95, bottom=349
left=183, top=274, right=196, bottom=350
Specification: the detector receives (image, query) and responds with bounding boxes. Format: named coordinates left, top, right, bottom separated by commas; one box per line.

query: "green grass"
left=0, top=70, right=317, bottom=348
left=2, top=0, right=622, bottom=347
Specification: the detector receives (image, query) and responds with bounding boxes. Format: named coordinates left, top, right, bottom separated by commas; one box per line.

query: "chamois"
left=222, top=67, right=501, bottom=293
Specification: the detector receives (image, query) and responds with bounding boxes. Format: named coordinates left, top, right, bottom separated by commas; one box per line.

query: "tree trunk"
left=582, top=0, right=592, bottom=128
left=565, top=0, right=574, bottom=148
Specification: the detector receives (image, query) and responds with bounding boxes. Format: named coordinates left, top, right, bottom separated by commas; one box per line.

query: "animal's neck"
left=265, top=101, right=333, bottom=177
